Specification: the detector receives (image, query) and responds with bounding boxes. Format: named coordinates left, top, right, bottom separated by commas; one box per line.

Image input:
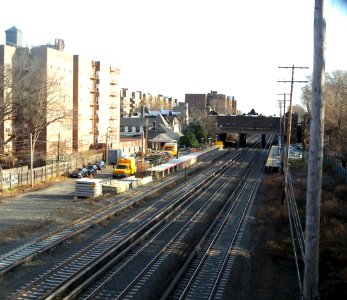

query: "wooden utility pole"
left=30, top=133, right=33, bottom=188
left=277, top=100, right=283, bottom=142
left=304, top=0, right=326, bottom=299
left=278, top=67, right=308, bottom=205
left=277, top=93, right=290, bottom=145
left=278, top=66, right=308, bottom=166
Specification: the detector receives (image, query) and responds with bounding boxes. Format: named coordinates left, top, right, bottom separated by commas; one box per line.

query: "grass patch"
left=334, top=184, right=347, bottom=201
left=289, top=160, right=347, bottom=298
left=0, top=218, right=54, bottom=242
left=289, top=159, right=307, bottom=169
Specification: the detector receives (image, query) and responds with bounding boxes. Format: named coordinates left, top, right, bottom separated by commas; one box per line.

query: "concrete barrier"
left=102, top=180, right=130, bottom=194
left=102, top=175, right=154, bottom=195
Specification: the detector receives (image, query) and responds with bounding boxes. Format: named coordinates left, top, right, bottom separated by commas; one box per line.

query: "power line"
left=278, top=65, right=308, bottom=206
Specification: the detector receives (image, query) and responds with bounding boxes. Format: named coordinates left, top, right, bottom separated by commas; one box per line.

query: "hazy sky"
left=1, top=0, right=346, bottom=115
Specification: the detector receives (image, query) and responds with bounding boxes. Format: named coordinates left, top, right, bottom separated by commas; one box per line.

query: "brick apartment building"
left=185, top=91, right=238, bottom=119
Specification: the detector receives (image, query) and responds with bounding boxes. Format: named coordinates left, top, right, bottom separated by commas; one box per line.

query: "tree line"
left=301, top=70, right=347, bottom=164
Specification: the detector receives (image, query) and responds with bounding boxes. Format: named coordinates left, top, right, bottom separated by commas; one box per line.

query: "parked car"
left=87, top=164, right=98, bottom=175
left=69, top=167, right=89, bottom=178
left=96, top=160, right=106, bottom=170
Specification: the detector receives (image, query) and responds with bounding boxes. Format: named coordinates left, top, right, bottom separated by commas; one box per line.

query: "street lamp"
left=201, top=138, right=204, bottom=149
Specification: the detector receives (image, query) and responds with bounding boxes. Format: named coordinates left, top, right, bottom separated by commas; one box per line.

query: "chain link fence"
left=0, top=151, right=104, bottom=191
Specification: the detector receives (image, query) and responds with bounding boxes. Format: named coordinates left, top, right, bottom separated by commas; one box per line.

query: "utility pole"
left=277, top=93, right=290, bottom=186
left=30, top=133, right=33, bottom=188
left=57, top=129, right=60, bottom=162
left=145, top=118, right=148, bottom=154
left=278, top=66, right=308, bottom=206
left=304, top=0, right=326, bottom=299
left=278, top=65, right=309, bottom=172
left=276, top=100, right=283, bottom=143
left=277, top=93, right=290, bottom=145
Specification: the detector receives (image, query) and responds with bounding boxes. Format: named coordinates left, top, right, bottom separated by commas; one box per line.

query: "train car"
left=224, top=133, right=239, bottom=147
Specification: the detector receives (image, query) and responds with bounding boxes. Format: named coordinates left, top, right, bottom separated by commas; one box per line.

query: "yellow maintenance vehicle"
left=162, top=142, right=177, bottom=156
left=113, top=157, right=137, bottom=179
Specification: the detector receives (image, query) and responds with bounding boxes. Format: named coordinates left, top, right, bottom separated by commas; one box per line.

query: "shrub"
left=334, top=184, right=347, bottom=202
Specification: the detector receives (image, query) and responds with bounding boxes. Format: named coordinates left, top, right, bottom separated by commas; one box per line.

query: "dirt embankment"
left=256, top=163, right=347, bottom=299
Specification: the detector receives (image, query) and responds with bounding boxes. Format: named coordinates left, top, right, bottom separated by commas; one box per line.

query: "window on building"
left=120, top=126, right=125, bottom=132
left=128, top=127, right=132, bottom=132
left=136, top=127, right=140, bottom=132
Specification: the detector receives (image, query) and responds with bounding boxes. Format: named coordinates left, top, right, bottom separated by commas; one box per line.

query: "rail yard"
left=0, top=138, right=275, bottom=299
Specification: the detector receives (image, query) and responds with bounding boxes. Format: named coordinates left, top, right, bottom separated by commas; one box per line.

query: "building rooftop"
left=5, top=26, right=22, bottom=33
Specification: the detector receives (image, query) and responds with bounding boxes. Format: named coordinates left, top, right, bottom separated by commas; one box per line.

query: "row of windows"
left=120, top=126, right=141, bottom=133
left=50, top=65, right=72, bottom=73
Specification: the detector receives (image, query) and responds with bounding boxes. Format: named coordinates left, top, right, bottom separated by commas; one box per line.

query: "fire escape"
left=90, top=61, right=100, bottom=144
left=109, top=66, right=120, bottom=146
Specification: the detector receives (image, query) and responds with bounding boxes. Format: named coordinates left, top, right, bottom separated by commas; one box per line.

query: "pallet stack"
left=75, top=178, right=103, bottom=198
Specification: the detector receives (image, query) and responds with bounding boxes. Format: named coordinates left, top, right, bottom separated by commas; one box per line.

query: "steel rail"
left=63, top=148, right=258, bottom=299
left=208, top=148, right=268, bottom=299
left=166, top=148, right=266, bottom=300
left=110, top=152, right=254, bottom=300
left=164, top=137, right=272, bottom=300
left=0, top=150, right=225, bottom=278
left=74, top=152, right=247, bottom=300
left=9, top=152, right=238, bottom=299
left=90, top=148, right=261, bottom=300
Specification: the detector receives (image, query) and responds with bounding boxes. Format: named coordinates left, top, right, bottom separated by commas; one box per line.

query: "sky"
left=1, top=0, right=346, bottom=116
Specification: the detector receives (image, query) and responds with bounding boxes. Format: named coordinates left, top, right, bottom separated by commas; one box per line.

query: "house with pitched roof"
left=120, top=113, right=183, bottom=153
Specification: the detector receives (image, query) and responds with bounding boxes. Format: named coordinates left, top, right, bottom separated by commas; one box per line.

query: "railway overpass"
left=208, top=115, right=298, bottom=147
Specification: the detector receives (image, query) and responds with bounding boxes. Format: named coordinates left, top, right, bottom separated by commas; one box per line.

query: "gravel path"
left=0, top=169, right=301, bottom=299
left=0, top=171, right=115, bottom=256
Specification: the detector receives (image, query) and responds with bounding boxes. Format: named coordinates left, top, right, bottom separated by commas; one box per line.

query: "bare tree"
left=0, top=63, right=36, bottom=149
left=301, top=75, right=313, bottom=116
left=324, top=70, right=347, bottom=158
left=292, top=104, right=307, bottom=121
left=12, top=55, right=72, bottom=165
left=301, top=70, right=347, bottom=160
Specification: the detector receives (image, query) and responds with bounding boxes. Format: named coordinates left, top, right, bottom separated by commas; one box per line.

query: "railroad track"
left=5, top=139, right=272, bottom=299
left=8, top=150, right=241, bottom=299
left=60, top=145, right=265, bottom=299
left=0, top=149, right=225, bottom=278
left=167, top=147, right=269, bottom=299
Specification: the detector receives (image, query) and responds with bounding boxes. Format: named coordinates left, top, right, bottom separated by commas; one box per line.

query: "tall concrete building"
left=1, top=26, right=121, bottom=165
left=185, top=93, right=207, bottom=120
left=95, top=62, right=120, bottom=149
left=5, top=26, right=23, bottom=47
left=185, top=92, right=238, bottom=120
left=13, top=45, right=74, bottom=162
left=0, top=44, right=16, bottom=159
left=73, top=58, right=120, bottom=152
left=121, top=90, right=179, bottom=117
left=73, top=55, right=94, bottom=152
